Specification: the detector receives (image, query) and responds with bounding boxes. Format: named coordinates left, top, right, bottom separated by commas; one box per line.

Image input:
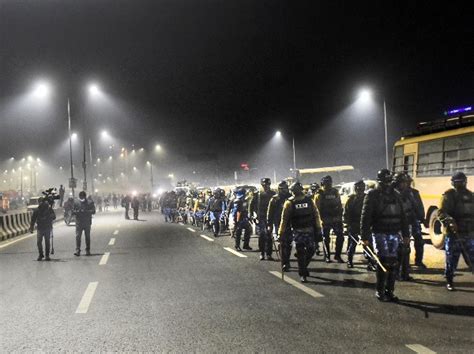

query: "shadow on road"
left=304, top=274, right=374, bottom=289
left=397, top=299, right=474, bottom=318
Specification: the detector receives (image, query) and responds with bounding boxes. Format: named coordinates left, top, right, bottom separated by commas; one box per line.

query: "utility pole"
left=67, top=99, right=76, bottom=198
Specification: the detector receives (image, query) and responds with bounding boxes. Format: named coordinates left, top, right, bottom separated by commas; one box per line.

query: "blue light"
left=445, top=106, right=472, bottom=115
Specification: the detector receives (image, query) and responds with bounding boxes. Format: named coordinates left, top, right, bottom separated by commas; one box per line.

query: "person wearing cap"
left=249, top=178, right=276, bottom=260
left=279, top=181, right=322, bottom=283
left=361, top=169, right=409, bottom=302
left=314, top=175, right=344, bottom=263
left=267, top=181, right=292, bottom=271
left=233, top=188, right=252, bottom=251
left=438, top=172, right=474, bottom=291
left=343, top=180, right=366, bottom=268
left=73, top=191, right=96, bottom=256
left=29, top=197, right=56, bottom=261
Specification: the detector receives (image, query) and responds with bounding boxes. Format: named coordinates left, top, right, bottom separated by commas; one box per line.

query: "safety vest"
left=374, top=191, right=404, bottom=233
left=290, top=196, right=314, bottom=230
left=318, top=188, right=342, bottom=222
left=451, top=189, right=474, bottom=234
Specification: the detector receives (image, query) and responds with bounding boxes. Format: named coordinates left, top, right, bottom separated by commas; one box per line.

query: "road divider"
left=76, top=282, right=99, bottom=314
left=406, top=344, right=436, bottom=354
left=269, top=271, right=324, bottom=298
left=99, top=252, right=110, bottom=265
left=223, top=247, right=247, bottom=258
left=200, top=234, right=214, bottom=242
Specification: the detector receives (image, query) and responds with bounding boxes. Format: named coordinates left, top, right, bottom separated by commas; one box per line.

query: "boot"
left=385, top=268, right=399, bottom=302
left=446, top=277, right=455, bottom=291
left=375, top=268, right=387, bottom=301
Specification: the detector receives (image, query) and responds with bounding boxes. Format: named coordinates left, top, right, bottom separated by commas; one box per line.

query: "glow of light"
left=88, top=83, right=100, bottom=96
left=132, top=190, right=137, bottom=196
left=109, top=156, right=113, bottom=160
left=157, top=188, right=164, bottom=195
left=94, top=189, right=99, bottom=193
left=275, top=131, right=282, bottom=138
left=152, top=194, right=157, bottom=198
left=146, top=161, right=150, bottom=165
left=139, top=148, right=144, bottom=152
left=97, top=158, right=101, bottom=162
left=155, top=144, right=162, bottom=151
left=33, top=81, right=50, bottom=98
left=445, top=106, right=472, bottom=115
left=101, top=130, right=109, bottom=139
left=120, top=153, right=124, bottom=158
left=168, top=173, right=174, bottom=178
left=358, top=89, right=372, bottom=103
left=133, top=166, right=137, bottom=171
left=71, top=133, right=78, bottom=140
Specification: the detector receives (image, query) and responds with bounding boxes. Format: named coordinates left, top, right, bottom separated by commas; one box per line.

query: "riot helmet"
left=289, top=181, right=304, bottom=195
left=451, top=171, right=467, bottom=190
left=354, top=180, right=366, bottom=194
left=377, top=169, right=392, bottom=186
left=321, top=175, right=332, bottom=188
left=277, top=180, right=289, bottom=195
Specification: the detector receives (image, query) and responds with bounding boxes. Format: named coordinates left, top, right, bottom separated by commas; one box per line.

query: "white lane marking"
left=223, top=247, right=247, bottom=258
left=75, top=282, right=99, bottom=314
left=179, top=222, right=185, bottom=226
left=269, top=271, right=325, bottom=298
left=113, top=230, right=119, bottom=235
left=187, top=227, right=196, bottom=233
left=108, top=238, right=116, bottom=246
left=0, top=233, right=34, bottom=249
left=99, top=252, right=110, bottom=265
left=406, top=344, right=437, bottom=354
left=200, top=234, right=214, bottom=242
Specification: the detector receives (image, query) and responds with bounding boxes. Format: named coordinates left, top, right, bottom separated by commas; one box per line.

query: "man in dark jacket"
left=343, top=180, right=366, bottom=268
left=30, top=198, right=56, bottom=261
left=132, top=196, right=140, bottom=220
left=73, top=191, right=96, bottom=256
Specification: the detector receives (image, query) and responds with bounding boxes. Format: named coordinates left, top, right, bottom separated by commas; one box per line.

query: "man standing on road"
left=315, top=175, right=344, bottom=263
left=122, top=194, right=131, bottom=220
left=250, top=178, right=276, bottom=260
left=267, top=180, right=292, bottom=271
left=279, top=182, right=322, bottom=283
left=73, top=191, right=96, bottom=256
left=132, top=196, right=140, bottom=220
left=406, top=174, right=426, bottom=269
left=361, top=169, right=409, bottom=302
left=344, top=180, right=366, bottom=268
left=233, top=188, right=252, bottom=252
left=58, top=184, right=65, bottom=207
left=438, top=172, right=474, bottom=291
left=29, top=197, right=56, bottom=261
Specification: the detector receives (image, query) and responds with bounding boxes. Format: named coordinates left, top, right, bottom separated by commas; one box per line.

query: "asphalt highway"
left=1, top=210, right=473, bottom=352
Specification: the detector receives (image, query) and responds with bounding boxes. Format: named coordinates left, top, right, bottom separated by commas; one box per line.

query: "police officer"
left=267, top=181, right=292, bottom=271
left=73, top=191, right=96, bottom=256
left=406, top=174, right=426, bottom=268
left=29, top=197, right=56, bottom=261
left=438, top=172, right=474, bottom=291
left=233, top=188, right=253, bottom=251
left=250, top=178, right=276, bottom=260
left=315, top=175, right=344, bottom=263
left=206, top=188, right=225, bottom=237
left=361, top=169, right=409, bottom=301
left=393, top=172, right=416, bottom=281
left=279, top=182, right=322, bottom=283
left=344, top=180, right=366, bottom=268
left=308, top=182, right=320, bottom=197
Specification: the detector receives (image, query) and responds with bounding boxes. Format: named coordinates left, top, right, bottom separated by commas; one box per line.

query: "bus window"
left=393, top=146, right=404, bottom=172
left=417, top=139, right=444, bottom=176
left=403, top=155, right=414, bottom=175
left=443, top=133, right=474, bottom=175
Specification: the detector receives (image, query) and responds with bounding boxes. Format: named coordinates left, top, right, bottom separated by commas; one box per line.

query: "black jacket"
left=30, top=203, right=56, bottom=230
left=73, top=199, right=96, bottom=226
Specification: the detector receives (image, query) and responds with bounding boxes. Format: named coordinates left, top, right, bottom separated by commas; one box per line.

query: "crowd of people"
left=158, top=169, right=473, bottom=301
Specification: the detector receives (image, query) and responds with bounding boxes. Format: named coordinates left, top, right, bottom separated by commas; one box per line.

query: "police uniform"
left=438, top=173, right=474, bottom=290
left=343, top=190, right=365, bottom=267
left=250, top=182, right=276, bottom=259
left=206, top=193, right=225, bottom=236
left=361, top=169, right=409, bottom=301
left=279, top=183, right=322, bottom=282
left=233, top=191, right=252, bottom=251
left=267, top=186, right=291, bottom=270
left=315, top=186, right=344, bottom=262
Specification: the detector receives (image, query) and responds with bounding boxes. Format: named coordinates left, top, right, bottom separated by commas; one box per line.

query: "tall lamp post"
left=358, top=89, right=389, bottom=170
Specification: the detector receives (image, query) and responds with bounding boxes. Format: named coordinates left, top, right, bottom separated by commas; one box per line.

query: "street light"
left=88, top=83, right=100, bottom=96
left=275, top=130, right=297, bottom=172
left=357, top=88, right=389, bottom=169
left=33, top=81, right=50, bottom=98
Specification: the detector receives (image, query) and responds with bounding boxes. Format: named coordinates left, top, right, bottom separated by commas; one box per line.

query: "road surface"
left=1, top=210, right=473, bottom=352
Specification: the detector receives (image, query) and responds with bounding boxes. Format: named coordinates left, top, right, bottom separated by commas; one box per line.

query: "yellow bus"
left=393, top=114, right=474, bottom=248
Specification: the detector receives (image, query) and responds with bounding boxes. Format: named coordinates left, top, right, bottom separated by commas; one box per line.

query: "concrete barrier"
left=12, top=214, right=23, bottom=235
left=0, top=216, right=8, bottom=241
left=18, top=213, right=28, bottom=233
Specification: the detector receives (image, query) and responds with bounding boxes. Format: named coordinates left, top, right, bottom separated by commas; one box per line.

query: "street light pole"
left=89, top=139, right=95, bottom=193
left=383, top=100, right=389, bottom=170
left=292, top=137, right=297, bottom=171
left=67, top=99, right=75, bottom=198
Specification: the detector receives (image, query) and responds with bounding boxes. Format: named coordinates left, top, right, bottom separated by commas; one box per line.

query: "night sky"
left=1, top=1, right=472, bottom=181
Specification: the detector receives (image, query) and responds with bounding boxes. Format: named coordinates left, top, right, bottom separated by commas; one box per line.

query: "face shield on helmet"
left=451, top=172, right=467, bottom=189
left=278, top=180, right=289, bottom=195
left=377, top=169, right=393, bottom=187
